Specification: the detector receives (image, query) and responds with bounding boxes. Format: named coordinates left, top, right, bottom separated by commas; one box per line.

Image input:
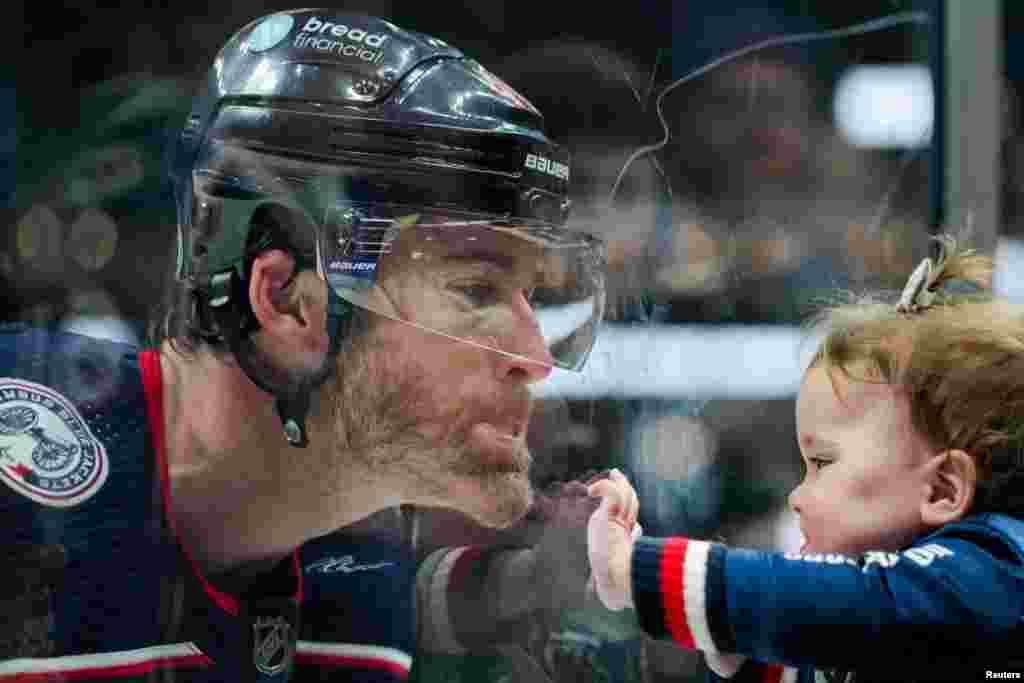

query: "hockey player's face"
left=326, top=231, right=555, bottom=528
left=790, top=365, right=935, bottom=555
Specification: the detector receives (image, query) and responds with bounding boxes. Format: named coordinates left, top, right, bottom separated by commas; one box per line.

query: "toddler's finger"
left=605, top=469, right=639, bottom=527
left=626, top=479, right=639, bottom=528
left=586, top=492, right=621, bottom=532
left=590, top=480, right=632, bottom=519
left=586, top=478, right=620, bottom=502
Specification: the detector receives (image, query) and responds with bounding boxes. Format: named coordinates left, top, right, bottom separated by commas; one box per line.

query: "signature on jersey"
left=304, top=555, right=396, bottom=575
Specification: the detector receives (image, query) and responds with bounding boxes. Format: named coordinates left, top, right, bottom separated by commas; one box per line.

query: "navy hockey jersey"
left=296, top=519, right=417, bottom=682
left=631, top=513, right=1024, bottom=682
left=0, top=326, right=418, bottom=682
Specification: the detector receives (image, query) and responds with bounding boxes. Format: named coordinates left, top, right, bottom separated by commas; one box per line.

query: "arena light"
left=67, top=208, right=119, bottom=272
left=16, top=204, right=64, bottom=270
left=833, top=64, right=933, bottom=149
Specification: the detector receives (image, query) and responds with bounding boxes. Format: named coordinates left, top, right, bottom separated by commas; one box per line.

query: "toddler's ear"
left=920, top=450, right=976, bottom=527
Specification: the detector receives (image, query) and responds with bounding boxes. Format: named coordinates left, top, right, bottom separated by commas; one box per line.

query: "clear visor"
left=318, top=203, right=605, bottom=371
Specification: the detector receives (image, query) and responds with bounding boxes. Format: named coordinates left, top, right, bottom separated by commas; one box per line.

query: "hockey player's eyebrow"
left=443, top=250, right=522, bottom=275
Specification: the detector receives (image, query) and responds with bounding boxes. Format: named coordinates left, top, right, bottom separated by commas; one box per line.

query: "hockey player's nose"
left=494, top=293, right=554, bottom=384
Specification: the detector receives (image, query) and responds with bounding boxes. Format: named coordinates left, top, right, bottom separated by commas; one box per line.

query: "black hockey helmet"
left=168, top=10, right=606, bottom=442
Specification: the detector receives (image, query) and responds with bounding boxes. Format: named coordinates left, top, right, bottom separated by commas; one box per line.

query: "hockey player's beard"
left=322, top=332, right=534, bottom=529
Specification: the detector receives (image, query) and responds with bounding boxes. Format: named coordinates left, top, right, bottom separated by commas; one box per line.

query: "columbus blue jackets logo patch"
left=0, top=379, right=109, bottom=507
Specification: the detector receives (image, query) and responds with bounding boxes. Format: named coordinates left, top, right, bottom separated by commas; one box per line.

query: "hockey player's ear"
left=249, top=249, right=329, bottom=366
left=920, top=450, right=976, bottom=527
left=250, top=249, right=299, bottom=328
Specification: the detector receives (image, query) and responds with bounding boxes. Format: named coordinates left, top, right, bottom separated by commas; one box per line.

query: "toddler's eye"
left=808, top=456, right=833, bottom=470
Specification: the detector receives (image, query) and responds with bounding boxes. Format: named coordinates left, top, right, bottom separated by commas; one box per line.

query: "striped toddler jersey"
left=632, top=514, right=1024, bottom=682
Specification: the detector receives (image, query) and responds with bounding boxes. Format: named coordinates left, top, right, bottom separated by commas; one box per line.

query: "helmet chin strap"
left=231, top=284, right=351, bottom=448
left=234, top=342, right=319, bottom=447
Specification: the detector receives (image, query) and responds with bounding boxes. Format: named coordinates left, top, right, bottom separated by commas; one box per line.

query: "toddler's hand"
left=586, top=469, right=640, bottom=610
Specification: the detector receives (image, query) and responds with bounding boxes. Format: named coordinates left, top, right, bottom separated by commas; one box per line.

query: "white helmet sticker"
left=0, top=379, right=110, bottom=508
left=247, top=14, right=296, bottom=53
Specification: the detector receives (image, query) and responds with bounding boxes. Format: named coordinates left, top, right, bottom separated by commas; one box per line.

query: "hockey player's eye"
left=453, top=283, right=501, bottom=307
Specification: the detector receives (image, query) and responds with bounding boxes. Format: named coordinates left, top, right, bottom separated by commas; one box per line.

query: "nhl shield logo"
left=253, top=615, right=295, bottom=676
left=0, top=379, right=109, bottom=507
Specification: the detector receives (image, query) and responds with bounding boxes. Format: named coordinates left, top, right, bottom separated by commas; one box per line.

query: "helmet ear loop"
left=230, top=223, right=321, bottom=447
left=263, top=263, right=316, bottom=449
left=229, top=281, right=313, bottom=447
left=274, top=283, right=355, bottom=448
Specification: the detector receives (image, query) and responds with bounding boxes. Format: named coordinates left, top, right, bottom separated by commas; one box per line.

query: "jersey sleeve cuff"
left=632, top=536, right=728, bottom=653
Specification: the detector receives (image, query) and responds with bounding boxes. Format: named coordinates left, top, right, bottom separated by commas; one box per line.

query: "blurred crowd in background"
left=7, top=1, right=1022, bottom=681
